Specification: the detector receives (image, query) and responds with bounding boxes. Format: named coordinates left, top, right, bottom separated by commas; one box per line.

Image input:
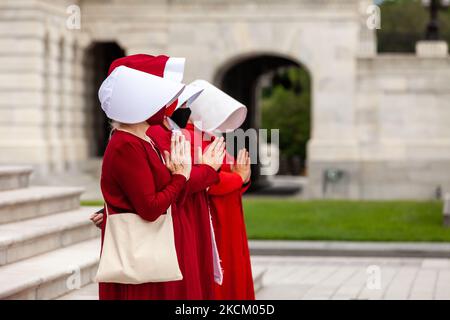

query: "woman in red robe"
left=187, top=80, right=254, bottom=300
left=185, top=122, right=254, bottom=300
left=92, top=57, right=227, bottom=299
left=208, top=149, right=254, bottom=300
left=147, top=118, right=225, bottom=299
left=97, top=56, right=204, bottom=300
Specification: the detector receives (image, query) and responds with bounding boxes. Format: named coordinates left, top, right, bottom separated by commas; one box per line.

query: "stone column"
left=0, top=13, right=49, bottom=172
left=305, top=23, right=361, bottom=199
left=71, top=35, right=90, bottom=167
left=60, top=33, right=77, bottom=171
left=81, top=43, right=96, bottom=159
left=44, top=29, right=65, bottom=174
left=357, top=0, right=377, bottom=58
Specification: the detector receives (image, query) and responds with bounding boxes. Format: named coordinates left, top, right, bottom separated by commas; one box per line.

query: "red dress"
left=147, top=124, right=219, bottom=300
left=185, top=123, right=255, bottom=300
left=98, top=129, right=203, bottom=300
left=209, top=163, right=255, bottom=300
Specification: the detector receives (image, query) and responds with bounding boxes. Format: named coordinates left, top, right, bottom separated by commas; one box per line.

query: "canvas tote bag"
left=95, top=131, right=182, bottom=284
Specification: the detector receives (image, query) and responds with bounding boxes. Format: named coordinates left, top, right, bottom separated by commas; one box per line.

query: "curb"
left=249, top=240, right=450, bottom=258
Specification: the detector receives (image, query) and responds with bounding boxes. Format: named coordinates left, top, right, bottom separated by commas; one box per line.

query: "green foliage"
left=243, top=198, right=450, bottom=242
left=378, top=0, right=450, bottom=52
left=261, top=67, right=311, bottom=160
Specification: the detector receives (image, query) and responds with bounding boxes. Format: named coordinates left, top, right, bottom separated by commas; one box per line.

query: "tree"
left=377, top=0, right=450, bottom=52
left=261, top=67, right=311, bottom=174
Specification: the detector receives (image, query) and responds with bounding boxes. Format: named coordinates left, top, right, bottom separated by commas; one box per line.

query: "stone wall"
left=357, top=54, right=450, bottom=199
left=82, top=0, right=363, bottom=197
left=0, top=0, right=92, bottom=175
left=308, top=52, right=450, bottom=200
left=0, top=0, right=449, bottom=199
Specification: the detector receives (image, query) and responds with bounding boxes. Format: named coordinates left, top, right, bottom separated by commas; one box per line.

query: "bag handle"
left=108, top=128, right=172, bottom=217
left=115, top=128, right=165, bottom=164
left=104, top=202, right=110, bottom=217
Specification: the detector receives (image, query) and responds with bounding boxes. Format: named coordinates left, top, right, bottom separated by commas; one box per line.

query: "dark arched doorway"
left=215, top=54, right=311, bottom=192
left=87, top=42, right=125, bottom=157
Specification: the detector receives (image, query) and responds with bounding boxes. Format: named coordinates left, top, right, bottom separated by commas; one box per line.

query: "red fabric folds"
left=99, top=130, right=202, bottom=300
left=185, top=123, right=255, bottom=300
left=147, top=124, right=220, bottom=299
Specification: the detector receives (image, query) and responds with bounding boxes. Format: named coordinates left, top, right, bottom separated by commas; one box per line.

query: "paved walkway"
left=60, top=255, right=450, bottom=300
left=253, top=256, right=450, bottom=300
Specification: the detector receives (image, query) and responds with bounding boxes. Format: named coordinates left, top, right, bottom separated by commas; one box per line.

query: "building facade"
left=0, top=0, right=449, bottom=199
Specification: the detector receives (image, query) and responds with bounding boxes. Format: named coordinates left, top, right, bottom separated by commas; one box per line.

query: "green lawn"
left=243, top=198, right=449, bottom=242
left=81, top=198, right=450, bottom=242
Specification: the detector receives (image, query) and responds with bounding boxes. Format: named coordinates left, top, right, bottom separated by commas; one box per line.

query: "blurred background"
left=0, top=0, right=449, bottom=300
left=1, top=0, right=450, bottom=200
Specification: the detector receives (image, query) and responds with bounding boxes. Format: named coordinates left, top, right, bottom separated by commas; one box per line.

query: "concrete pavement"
left=253, top=255, right=450, bottom=300
left=58, top=255, right=450, bottom=300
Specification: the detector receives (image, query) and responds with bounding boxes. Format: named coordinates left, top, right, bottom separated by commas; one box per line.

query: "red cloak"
left=98, top=129, right=203, bottom=300
left=147, top=124, right=220, bottom=299
left=185, top=123, right=255, bottom=300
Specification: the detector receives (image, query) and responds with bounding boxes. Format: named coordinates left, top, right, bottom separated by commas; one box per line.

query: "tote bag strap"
left=103, top=189, right=171, bottom=220
left=113, top=128, right=171, bottom=216
left=104, top=202, right=110, bottom=217
left=115, top=128, right=165, bottom=164
left=147, top=136, right=166, bottom=165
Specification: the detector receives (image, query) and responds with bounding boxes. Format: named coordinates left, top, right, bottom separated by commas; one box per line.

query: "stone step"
left=0, top=166, right=33, bottom=191
left=57, top=282, right=98, bottom=300
left=58, top=261, right=268, bottom=300
left=0, top=186, right=84, bottom=224
left=0, top=206, right=101, bottom=265
left=0, top=238, right=100, bottom=300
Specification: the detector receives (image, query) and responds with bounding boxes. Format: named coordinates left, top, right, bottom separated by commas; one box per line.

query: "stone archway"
left=214, top=53, right=312, bottom=191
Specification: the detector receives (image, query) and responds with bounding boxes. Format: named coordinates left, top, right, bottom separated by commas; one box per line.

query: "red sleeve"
left=208, top=171, right=244, bottom=196
left=184, top=164, right=219, bottom=195
left=112, top=140, right=186, bottom=222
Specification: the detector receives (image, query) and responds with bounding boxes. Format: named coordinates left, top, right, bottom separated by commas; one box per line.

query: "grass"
left=81, top=198, right=450, bottom=242
left=243, top=198, right=449, bottom=242
left=81, top=200, right=104, bottom=207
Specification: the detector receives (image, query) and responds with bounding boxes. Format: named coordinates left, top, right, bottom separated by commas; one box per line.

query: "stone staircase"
left=0, top=165, right=267, bottom=300
left=0, top=166, right=101, bottom=299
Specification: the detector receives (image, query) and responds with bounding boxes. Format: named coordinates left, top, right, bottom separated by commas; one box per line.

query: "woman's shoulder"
left=107, top=130, right=148, bottom=155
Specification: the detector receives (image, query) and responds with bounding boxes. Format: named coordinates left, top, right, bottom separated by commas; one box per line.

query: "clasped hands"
left=164, top=132, right=250, bottom=184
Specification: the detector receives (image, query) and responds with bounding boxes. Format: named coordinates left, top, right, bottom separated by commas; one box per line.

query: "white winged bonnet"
left=98, top=66, right=185, bottom=124
left=188, top=80, right=247, bottom=133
